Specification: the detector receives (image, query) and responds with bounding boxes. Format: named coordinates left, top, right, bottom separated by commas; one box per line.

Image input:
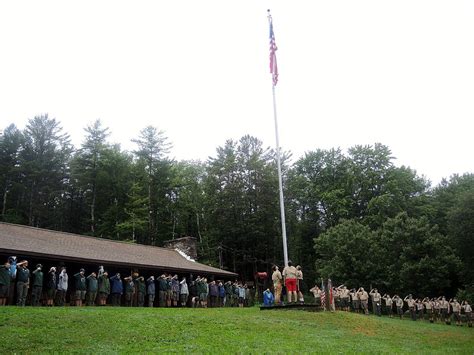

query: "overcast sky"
left=1, top=0, right=473, bottom=186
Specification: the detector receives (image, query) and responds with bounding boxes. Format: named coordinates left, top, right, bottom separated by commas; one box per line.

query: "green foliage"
left=378, top=213, right=461, bottom=295
left=315, top=213, right=461, bottom=296
left=202, top=135, right=283, bottom=272
left=315, top=219, right=380, bottom=287
left=448, top=190, right=474, bottom=285
left=0, top=116, right=472, bottom=295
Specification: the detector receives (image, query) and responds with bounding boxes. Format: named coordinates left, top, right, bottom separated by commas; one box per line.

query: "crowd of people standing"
left=307, top=284, right=473, bottom=327
left=0, top=257, right=253, bottom=308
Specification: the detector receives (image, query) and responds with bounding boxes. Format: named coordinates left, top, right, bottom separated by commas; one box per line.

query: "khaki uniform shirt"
left=282, top=266, right=297, bottom=279
left=451, top=301, right=461, bottom=313
left=370, top=292, right=381, bottom=302
left=463, top=304, right=472, bottom=313
left=406, top=298, right=416, bottom=308
left=395, top=297, right=404, bottom=308
left=296, top=270, right=303, bottom=280
left=350, top=292, right=358, bottom=301
left=272, top=270, right=282, bottom=286
left=384, top=297, right=393, bottom=306
left=423, top=301, right=432, bottom=310
left=358, top=291, right=368, bottom=301
left=440, top=300, right=449, bottom=309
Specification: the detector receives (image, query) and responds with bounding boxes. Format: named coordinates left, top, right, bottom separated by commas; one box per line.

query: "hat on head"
left=80, top=268, right=85, bottom=272
left=36, top=264, right=42, bottom=269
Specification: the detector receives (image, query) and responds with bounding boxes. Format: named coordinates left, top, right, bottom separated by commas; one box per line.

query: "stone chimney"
left=163, top=236, right=198, bottom=261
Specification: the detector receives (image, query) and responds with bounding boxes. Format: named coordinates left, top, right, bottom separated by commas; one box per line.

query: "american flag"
left=320, top=278, right=326, bottom=310
left=268, top=13, right=278, bottom=86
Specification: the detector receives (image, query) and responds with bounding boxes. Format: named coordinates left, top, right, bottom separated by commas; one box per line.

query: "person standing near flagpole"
left=267, top=9, right=289, bottom=267
left=320, top=279, right=326, bottom=311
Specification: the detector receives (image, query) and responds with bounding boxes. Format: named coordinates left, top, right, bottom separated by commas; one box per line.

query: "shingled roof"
left=0, top=222, right=236, bottom=277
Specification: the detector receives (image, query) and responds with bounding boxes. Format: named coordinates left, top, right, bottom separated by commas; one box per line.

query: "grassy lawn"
left=0, top=306, right=473, bottom=353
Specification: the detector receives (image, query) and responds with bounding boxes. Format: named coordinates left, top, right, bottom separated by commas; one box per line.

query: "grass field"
left=0, top=306, right=473, bottom=353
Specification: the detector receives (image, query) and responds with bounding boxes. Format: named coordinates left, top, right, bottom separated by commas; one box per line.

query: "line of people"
left=308, top=284, right=472, bottom=327
left=0, top=258, right=253, bottom=308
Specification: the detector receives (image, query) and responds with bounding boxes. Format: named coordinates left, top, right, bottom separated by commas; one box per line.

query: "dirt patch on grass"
left=351, top=325, right=376, bottom=336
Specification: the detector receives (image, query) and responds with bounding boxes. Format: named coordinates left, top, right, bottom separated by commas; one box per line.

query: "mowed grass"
left=0, top=306, right=473, bottom=353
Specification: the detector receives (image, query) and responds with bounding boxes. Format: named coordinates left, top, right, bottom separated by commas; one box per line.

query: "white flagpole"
left=272, top=84, right=289, bottom=267
left=268, top=10, right=289, bottom=267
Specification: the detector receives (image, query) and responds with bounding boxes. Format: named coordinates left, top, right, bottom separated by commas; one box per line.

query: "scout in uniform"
left=439, top=296, right=450, bottom=324
left=296, top=266, right=304, bottom=304
left=369, top=288, right=382, bottom=316
left=272, top=266, right=283, bottom=305
left=124, top=275, right=135, bottom=307
left=393, top=295, right=404, bottom=319
left=382, top=294, right=393, bottom=317
left=449, top=298, right=462, bottom=326
left=309, top=285, right=322, bottom=308
left=422, top=297, right=433, bottom=322
left=357, top=287, right=369, bottom=315
left=416, top=299, right=424, bottom=320
left=338, top=286, right=350, bottom=312
left=16, top=260, right=30, bottom=306
left=282, top=261, right=298, bottom=304
left=45, top=267, right=56, bottom=307
left=462, top=301, right=472, bottom=327
left=433, top=298, right=440, bottom=322
left=74, top=268, right=87, bottom=307
left=86, top=272, right=98, bottom=306
left=98, top=270, right=110, bottom=306
left=0, top=261, right=11, bottom=306
left=350, top=289, right=360, bottom=313
left=404, top=295, right=416, bottom=321
left=31, top=264, right=44, bottom=306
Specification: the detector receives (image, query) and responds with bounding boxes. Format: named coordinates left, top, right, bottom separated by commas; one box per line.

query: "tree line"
left=1, top=115, right=472, bottom=299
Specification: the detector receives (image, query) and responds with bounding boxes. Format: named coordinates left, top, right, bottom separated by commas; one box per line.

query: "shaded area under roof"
left=0, top=222, right=236, bottom=277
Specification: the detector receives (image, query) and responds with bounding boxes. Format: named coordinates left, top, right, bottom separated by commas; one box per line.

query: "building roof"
left=0, top=222, right=236, bottom=277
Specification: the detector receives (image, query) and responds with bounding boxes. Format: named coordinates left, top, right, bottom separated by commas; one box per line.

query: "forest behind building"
left=1, top=115, right=473, bottom=300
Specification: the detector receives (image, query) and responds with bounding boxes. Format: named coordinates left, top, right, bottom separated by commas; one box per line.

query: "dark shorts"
left=353, top=300, right=360, bottom=309
left=75, top=290, right=86, bottom=300
left=172, top=291, right=179, bottom=301
left=99, top=292, right=109, bottom=300
left=341, top=298, right=349, bottom=307
left=239, top=297, right=244, bottom=304
left=46, top=288, right=56, bottom=298
left=0, top=285, right=9, bottom=298
left=125, top=292, right=133, bottom=301
left=159, top=291, right=166, bottom=303
left=199, top=293, right=208, bottom=301
left=180, top=294, right=188, bottom=303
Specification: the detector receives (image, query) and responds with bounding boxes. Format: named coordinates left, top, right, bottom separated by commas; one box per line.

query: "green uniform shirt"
left=17, top=267, right=30, bottom=283
left=0, top=266, right=11, bottom=286
left=138, top=279, right=146, bottom=293
left=125, top=280, right=135, bottom=293
left=87, top=275, right=98, bottom=292
left=32, top=270, right=43, bottom=287
left=158, top=278, right=168, bottom=291
left=98, top=276, right=110, bottom=294
left=74, top=273, right=86, bottom=291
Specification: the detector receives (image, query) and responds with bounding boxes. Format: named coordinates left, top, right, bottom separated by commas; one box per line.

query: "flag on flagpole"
left=268, top=11, right=278, bottom=86
left=320, top=278, right=326, bottom=310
